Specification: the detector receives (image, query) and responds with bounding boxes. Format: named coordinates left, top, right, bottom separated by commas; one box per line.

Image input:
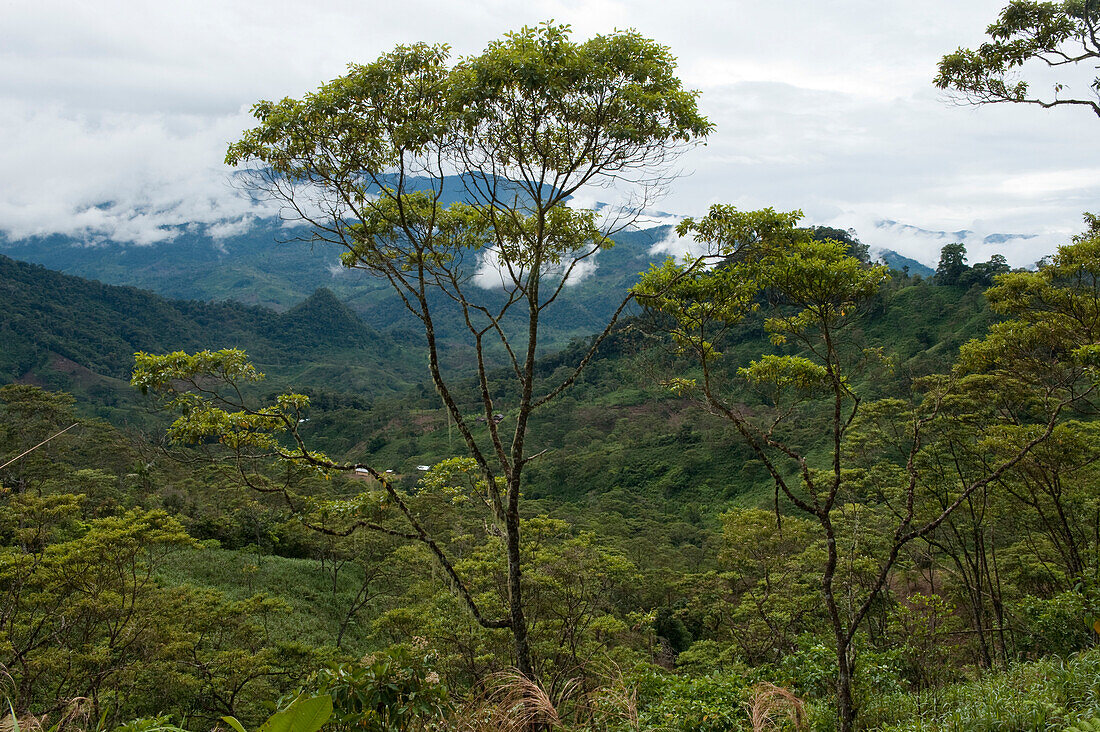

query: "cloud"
left=0, top=100, right=276, bottom=244
left=1, top=0, right=1097, bottom=269
left=841, top=215, right=1070, bottom=269
left=658, top=81, right=1100, bottom=265
left=471, top=246, right=600, bottom=290
left=647, top=225, right=710, bottom=261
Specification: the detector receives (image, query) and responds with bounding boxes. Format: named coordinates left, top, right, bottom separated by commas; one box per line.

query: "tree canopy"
left=935, top=0, right=1100, bottom=119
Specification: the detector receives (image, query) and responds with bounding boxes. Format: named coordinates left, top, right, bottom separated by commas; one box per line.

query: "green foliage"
left=772, top=648, right=832, bottom=710
left=889, top=593, right=967, bottom=690
left=739, top=355, right=829, bottom=395
left=932, top=245, right=1013, bottom=290
left=955, top=221, right=1100, bottom=396
left=228, top=22, right=711, bottom=182
left=132, top=349, right=325, bottom=462
left=373, top=516, right=641, bottom=687
left=635, top=208, right=888, bottom=370
left=863, top=646, right=1100, bottom=730
left=961, top=253, right=1011, bottom=288
left=0, top=500, right=193, bottom=713
left=1068, top=715, right=1100, bottom=732
left=306, top=646, right=448, bottom=732
left=0, top=428, right=323, bottom=726
left=0, top=384, right=81, bottom=467
left=223, top=694, right=333, bottom=732
left=934, top=243, right=968, bottom=286
left=633, top=667, right=750, bottom=732
left=1015, top=587, right=1100, bottom=658
left=670, top=510, right=821, bottom=669
left=935, top=0, right=1100, bottom=119
left=113, top=717, right=189, bottom=732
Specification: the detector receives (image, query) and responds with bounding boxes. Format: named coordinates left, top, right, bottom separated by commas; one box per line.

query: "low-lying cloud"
left=2, top=0, right=1099, bottom=270
left=0, top=100, right=272, bottom=245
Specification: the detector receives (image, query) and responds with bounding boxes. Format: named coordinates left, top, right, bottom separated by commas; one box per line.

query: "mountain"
left=0, top=255, right=422, bottom=421
left=1, top=205, right=1032, bottom=363
left=873, top=248, right=935, bottom=277
left=0, top=221, right=363, bottom=310
left=875, top=219, right=1038, bottom=246
left=0, top=174, right=567, bottom=309
left=0, top=218, right=674, bottom=353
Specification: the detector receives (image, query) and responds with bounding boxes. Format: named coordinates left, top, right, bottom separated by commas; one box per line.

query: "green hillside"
left=0, top=220, right=673, bottom=352
left=0, top=255, right=422, bottom=422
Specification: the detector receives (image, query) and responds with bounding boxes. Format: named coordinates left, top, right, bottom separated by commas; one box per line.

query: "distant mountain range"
left=1, top=214, right=960, bottom=330
left=0, top=219, right=676, bottom=352
left=0, top=254, right=422, bottom=421
left=874, top=219, right=1038, bottom=247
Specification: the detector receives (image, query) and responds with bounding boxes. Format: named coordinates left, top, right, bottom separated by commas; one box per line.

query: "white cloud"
left=846, top=215, right=1070, bottom=270
left=472, top=247, right=600, bottom=290
left=648, top=226, right=709, bottom=260
left=0, top=0, right=1096, bottom=268
left=0, top=100, right=275, bottom=244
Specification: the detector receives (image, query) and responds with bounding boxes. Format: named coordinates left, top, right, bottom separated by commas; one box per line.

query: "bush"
left=633, top=667, right=750, bottom=732
left=306, top=644, right=448, bottom=732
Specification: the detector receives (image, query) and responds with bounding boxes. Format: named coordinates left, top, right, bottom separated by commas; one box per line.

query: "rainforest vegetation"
left=5, top=5, right=1100, bottom=732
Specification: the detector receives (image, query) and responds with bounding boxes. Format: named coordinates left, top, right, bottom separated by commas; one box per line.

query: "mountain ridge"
left=0, top=254, right=422, bottom=421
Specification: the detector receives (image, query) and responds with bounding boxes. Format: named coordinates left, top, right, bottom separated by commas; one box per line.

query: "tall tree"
left=145, top=23, right=710, bottom=681
left=935, top=242, right=969, bottom=285
left=935, top=0, right=1100, bottom=119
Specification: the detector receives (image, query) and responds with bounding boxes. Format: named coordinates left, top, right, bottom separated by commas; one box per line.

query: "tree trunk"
left=506, top=478, right=534, bottom=678
left=836, top=635, right=855, bottom=732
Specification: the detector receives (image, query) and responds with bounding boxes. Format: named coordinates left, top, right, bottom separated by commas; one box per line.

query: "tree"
left=635, top=209, right=892, bottom=729
left=0, top=385, right=80, bottom=493
left=0, top=497, right=305, bottom=725
left=935, top=0, right=1100, bottom=119
left=674, top=508, right=821, bottom=667
left=633, top=207, right=1100, bottom=731
left=145, top=23, right=710, bottom=681
left=962, top=253, right=1012, bottom=287
left=807, top=225, right=870, bottom=264
left=935, top=242, right=969, bottom=285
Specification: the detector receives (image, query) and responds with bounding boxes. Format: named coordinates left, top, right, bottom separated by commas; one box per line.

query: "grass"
left=859, top=647, right=1100, bottom=731
left=157, top=546, right=381, bottom=653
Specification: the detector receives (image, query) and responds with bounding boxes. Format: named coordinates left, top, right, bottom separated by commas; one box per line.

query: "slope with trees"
left=633, top=208, right=1100, bottom=730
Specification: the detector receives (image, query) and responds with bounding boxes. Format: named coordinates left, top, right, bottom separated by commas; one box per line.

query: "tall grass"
left=861, top=647, right=1100, bottom=731
left=156, top=546, right=378, bottom=650
left=451, top=670, right=574, bottom=732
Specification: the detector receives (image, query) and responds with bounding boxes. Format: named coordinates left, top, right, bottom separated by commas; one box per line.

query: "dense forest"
left=5, top=6, right=1100, bottom=732
left=5, top=224, right=1099, bottom=731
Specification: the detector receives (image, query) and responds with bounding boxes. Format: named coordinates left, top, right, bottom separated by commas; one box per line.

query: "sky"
left=1, top=0, right=1098, bottom=268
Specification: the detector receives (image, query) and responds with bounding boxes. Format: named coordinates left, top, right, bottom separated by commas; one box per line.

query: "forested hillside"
left=0, top=245, right=997, bottom=504
left=0, top=219, right=935, bottom=353
left=10, top=227, right=1099, bottom=730
left=0, top=255, right=421, bottom=421
left=5, top=10, right=1100, bottom=732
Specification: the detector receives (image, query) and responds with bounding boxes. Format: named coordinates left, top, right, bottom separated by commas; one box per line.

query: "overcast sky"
left=2, top=0, right=1098, bottom=267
